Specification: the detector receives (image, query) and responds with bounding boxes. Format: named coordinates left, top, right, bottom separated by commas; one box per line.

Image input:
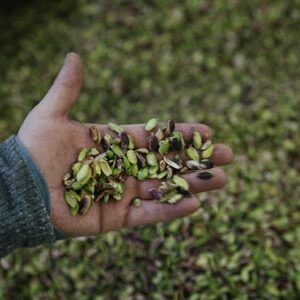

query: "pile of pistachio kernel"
left=63, top=118, right=215, bottom=216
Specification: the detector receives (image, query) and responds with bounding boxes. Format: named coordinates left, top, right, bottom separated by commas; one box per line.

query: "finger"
left=125, top=196, right=199, bottom=228
left=38, top=52, right=83, bottom=117
left=138, top=167, right=226, bottom=199
left=86, top=122, right=212, bottom=149
left=211, top=143, right=234, bottom=165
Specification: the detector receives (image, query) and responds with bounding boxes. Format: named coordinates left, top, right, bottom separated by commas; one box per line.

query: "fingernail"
left=197, top=171, right=214, bottom=180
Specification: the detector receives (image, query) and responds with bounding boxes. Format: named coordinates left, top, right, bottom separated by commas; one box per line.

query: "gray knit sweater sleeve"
left=0, top=135, right=66, bottom=258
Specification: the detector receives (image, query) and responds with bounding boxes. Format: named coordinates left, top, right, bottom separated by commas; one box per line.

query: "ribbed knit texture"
left=0, top=136, right=56, bottom=258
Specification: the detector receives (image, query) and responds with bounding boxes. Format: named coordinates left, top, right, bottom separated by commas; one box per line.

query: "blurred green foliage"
left=1, top=0, right=300, bottom=299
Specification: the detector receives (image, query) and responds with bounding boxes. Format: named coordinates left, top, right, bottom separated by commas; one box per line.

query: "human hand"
left=18, top=53, right=233, bottom=237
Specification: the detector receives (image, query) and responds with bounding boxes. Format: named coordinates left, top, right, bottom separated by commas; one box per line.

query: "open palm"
left=18, top=53, right=233, bottom=237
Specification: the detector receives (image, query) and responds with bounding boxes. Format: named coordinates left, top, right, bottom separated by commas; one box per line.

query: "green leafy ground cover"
left=0, top=1, right=300, bottom=299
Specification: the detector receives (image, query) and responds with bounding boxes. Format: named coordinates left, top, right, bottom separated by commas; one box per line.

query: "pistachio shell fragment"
left=79, top=195, right=92, bottom=215
left=120, top=131, right=129, bottom=148
left=155, top=128, right=164, bottom=141
left=149, top=134, right=159, bottom=152
left=108, top=122, right=124, bottom=134
left=193, top=131, right=202, bottom=149
left=187, top=146, right=200, bottom=162
left=136, top=152, right=146, bottom=168
left=201, top=139, right=212, bottom=151
left=145, top=118, right=158, bottom=131
left=164, top=156, right=181, bottom=170
left=166, top=120, right=175, bottom=135
left=89, top=126, right=101, bottom=144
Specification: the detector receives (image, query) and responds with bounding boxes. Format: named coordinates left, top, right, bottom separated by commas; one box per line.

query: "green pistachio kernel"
left=132, top=198, right=142, bottom=207
left=172, top=175, right=189, bottom=191
left=99, top=159, right=112, bottom=177
left=193, top=131, right=202, bottom=149
left=108, top=122, right=124, bottom=134
left=127, top=150, right=138, bottom=164
left=146, top=152, right=158, bottom=166
left=158, top=139, right=170, bottom=154
left=187, top=146, right=200, bottom=162
left=78, top=148, right=89, bottom=162
left=145, top=118, right=158, bottom=131
left=202, top=144, right=214, bottom=159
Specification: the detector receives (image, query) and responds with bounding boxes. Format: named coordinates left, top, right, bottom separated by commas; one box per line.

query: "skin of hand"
left=18, top=53, right=234, bottom=237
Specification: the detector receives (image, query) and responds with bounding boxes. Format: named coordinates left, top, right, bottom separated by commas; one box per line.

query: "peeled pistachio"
left=65, top=190, right=79, bottom=208
left=104, top=134, right=112, bottom=146
left=193, top=131, right=202, bottom=149
left=136, top=148, right=149, bottom=154
left=106, top=150, right=115, bottom=159
left=71, top=181, right=82, bottom=190
left=70, top=205, right=79, bottom=216
left=99, top=159, right=112, bottom=176
left=157, top=170, right=168, bottom=179
left=149, top=166, right=159, bottom=175
left=145, top=118, right=158, bottom=131
left=167, top=193, right=183, bottom=204
left=108, top=122, right=124, bottom=134
left=111, top=144, right=124, bottom=157
left=113, top=193, right=122, bottom=201
left=202, top=144, right=214, bottom=159
left=187, top=146, right=200, bottom=161
left=172, top=175, right=189, bottom=191
left=76, top=164, right=92, bottom=185
left=89, top=148, right=99, bottom=156
left=132, top=198, right=142, bottom=207
left=127, top=134, right=135, bottom=150
left=78, top=148, right=89, bottom=162
left=63, top=172, right=72, bottom=182
left=131, top=163, right=139, bottom=177
left=146, top=152, right=158, bottom=166
left=138, top=167, right=149, bottom=180
left=123, top=156, right=132, bottom=175
left=103, top=194, right=110, bottom=203
left=158, top=139, right=170, bottom=154
left=127, top=150, right=138, bottom=164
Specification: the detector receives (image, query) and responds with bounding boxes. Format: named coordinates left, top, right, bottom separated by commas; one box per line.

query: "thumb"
left=38, top=52, right=83, bottom=117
